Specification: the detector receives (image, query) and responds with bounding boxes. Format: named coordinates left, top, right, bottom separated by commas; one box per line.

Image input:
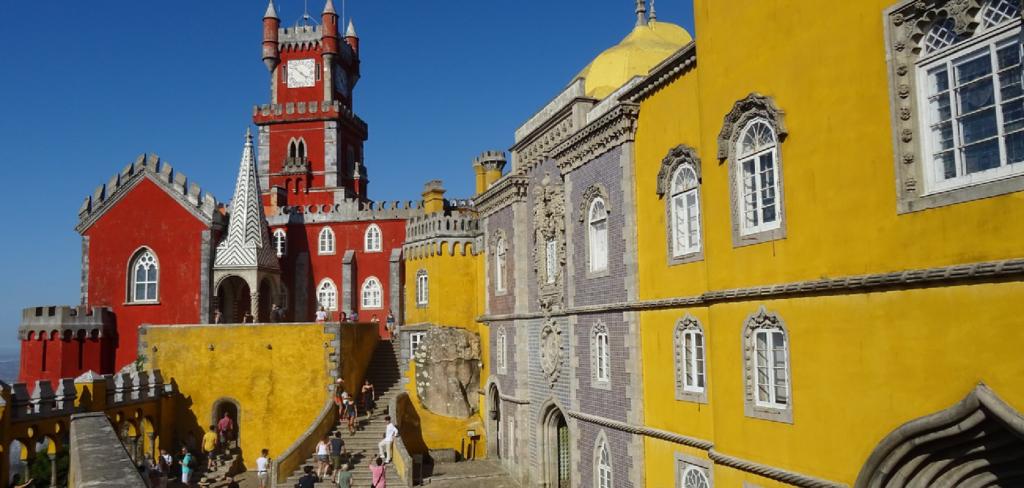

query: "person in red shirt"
left=217, top=413, right=235, bottom=456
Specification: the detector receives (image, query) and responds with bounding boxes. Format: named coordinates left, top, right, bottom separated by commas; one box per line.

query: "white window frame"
left=415, top=269, right=429, bottom=307
left=361, top=276, right=383, bottom=309
left=681, top=466, right=711, bottom=488
left=410, top=331, right=426, bottom=356
left=495, top=236, right=507, bottom=294
left=364, top=224, right=383, bottom=252
left=916, top=21, right=1024, bottom=194
left=742, top=306, right=793, bottom=424
left=588, top=198, right=609, bottom=273
left=496, top=327, right=507, bottom=373
left=681, top=329, right=705, bottom=393
left=129, top=249, right=159, bottom=303
left=736, top=119, right=782, bottom=236
left=670, top=165, right=702, bottom=258
left=673, top=314, right=707, bottom=404
left=273, top=229, right=287, bottom=257
left=318, top=227, right=335, bottom=255
left=595, top=436, right=612, bottom=488
left=317, top=279, right=338, bottom=312
left=596, top=331, right=609, bottom=382
left=590, top=321, right=611, bottom=389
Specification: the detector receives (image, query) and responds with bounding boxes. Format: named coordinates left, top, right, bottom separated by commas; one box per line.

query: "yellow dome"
left=574, top=22, right=692, bottom=99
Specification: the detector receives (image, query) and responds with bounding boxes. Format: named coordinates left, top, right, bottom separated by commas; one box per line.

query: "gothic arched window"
left=273, top=229, right=287, bottom=257
left=588, top=198, right=608, bottom=272
left=317, top=279, right=337, bottom=311
left=129, top=249, right=159, bottom=303
left=362, top=277, right=383, bottom=309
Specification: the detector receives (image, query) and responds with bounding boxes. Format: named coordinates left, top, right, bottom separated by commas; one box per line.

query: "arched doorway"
left=486, top=384, right=502, bottom=460
left=539, top=402, right=571, bottom=488
left=216, top=276, right=250, bottom=323
left=211, top=398, right=241, bottom=451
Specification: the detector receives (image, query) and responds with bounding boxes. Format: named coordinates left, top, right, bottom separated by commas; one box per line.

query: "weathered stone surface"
left=414, top=327, right=481, bottom=418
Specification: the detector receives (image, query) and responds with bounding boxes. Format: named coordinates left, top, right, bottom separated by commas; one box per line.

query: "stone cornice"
left=621, top=41, right=697, bottom=103
left=474, top=174, right=530, bottom=218
left=553, top=103, right=640, bottom=173
left=479, top=257, right=1024, bottom=322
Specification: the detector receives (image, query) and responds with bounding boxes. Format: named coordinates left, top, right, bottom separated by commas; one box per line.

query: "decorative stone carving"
left=413, top=327, right=482, bottom=418
left=656, top=144, right=702, bottom=197
left=717, top=93, right=788, bottom=160
left=578, top=185, right=610, bottom=222
left=673, top=313, right=707, bottom=404
left=533, top=172, right=566, bottom=314
left=554, top=104, right=639, bottom=172
left=539, top=319, right=564, bottom=385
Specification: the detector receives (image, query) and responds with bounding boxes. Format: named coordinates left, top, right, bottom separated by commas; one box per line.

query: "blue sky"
left=0, top=1, right=695, bottom=349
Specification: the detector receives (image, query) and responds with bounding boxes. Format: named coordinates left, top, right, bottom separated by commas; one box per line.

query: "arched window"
left=917, top=4, right=1023, bottom=193
left=317, top=279, right=337, bottom=311
left=595, top=439, right=612, bottom=488
left=742, top=306, right=792, bottom=423
left=130, top=249, right=159, bottom=303
left=494, top=235, right=507, bottom=294
left=671, top=165, right=702, bottom=257
left=362, top=277, right=383, bottom=309
left=593, top=324, right=610, bottom=384
left=365, top=224, right=382, bottom=252
left=289, top=140, right=297, bottom=158
left=319, top=227, right=335, bottom=255
left=496, top=327, right=507, bottom=373
left=273, top=229, right=287, bottom=257
left=415, top=270, right=428, bottom=306
left=736, top=119, right=781, bottom=235
left=682, top=466, right=710, bottom=488
left=673, top=313, right=708, bottom=404
left=588, top=198, right=608, bottom=272
left=297, top=139, right=306, bottom=159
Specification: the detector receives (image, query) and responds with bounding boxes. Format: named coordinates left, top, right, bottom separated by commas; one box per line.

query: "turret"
left=345, top=19, right=359, bottom=55
left=422, top=180, right=446, bottom=214
left=473, top=159, right=486, bottom=195
left=262, top=0, right=281, bottom=73
left=321, top=0, right=340, bottom=101
left=475, top=151, right=507, bottom=191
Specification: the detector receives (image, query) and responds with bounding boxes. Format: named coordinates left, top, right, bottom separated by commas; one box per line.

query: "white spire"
left=214, top=128, right=279, bottom=271
left=635, top=0, right=648, bottom=27
left=346, top=18, right=358, bottom=37
left=264, top=0, right=279, bottom=19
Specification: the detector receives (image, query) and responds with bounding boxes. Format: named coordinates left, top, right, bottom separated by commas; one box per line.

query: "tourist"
left=180, top=447, right=195, bottom=486
left=334, top=378, right=347, bottom=419
left=386, top=310, right=396, bottom=342
left=296, top=465, right=318, bottom=488
left=350, top=310, right=359, bottom=322
left=243, top=311, right=254, bottom=323
left=202, top=425, right=218, bottom=470
left=316, top=306, right=327, bottom=323
left=338, top=311, right=348, bottom=323
left=217, top=412, right=235, bottom=455
left=370, top=314, right=379, bottom=323
left=153, top=451, right=169, bottom=488
left=314, top=435, right=331, bottom=480
left=335, top=463, right=353, bottom=488
left=138, top=463, right=153, bottom=488
left=222, top=475, right=240, bottom=488
left=361, top=379, right=376, bottom=422
left=269, top=304, right=282, bottom=322
left=345, top=397, right=358, bottom=435
left=368, top=455, right=387, bottom=487
left=255, top=448, right=271, bottom=488
left=160, top=448, right=174, bottom=483
left=378, top=416, right=399, bottom=463
left=184, top=430, right=198, bottom=453
left=329, top=431, right=346, bottom=476
left=213, top=308, right=223, bottom=324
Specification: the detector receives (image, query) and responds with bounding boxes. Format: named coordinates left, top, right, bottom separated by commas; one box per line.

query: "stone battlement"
left=76, top=153, right=221, bottom=232
left=19, top=306, right=115, bottom=340
left=265, top=198, right=426, bottom=225
left=475, top=151, right=507, bottom=172
left=0, top=370, right=166, bottom=421
left=253, top=100, right=367, bottom=133
left=405, top=212, right=481, bottom=243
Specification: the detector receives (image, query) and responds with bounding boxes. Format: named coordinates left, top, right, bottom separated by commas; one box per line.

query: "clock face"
left=287, top=59, right=316, bottom=88
left=334, top=66, right=349, bottom=97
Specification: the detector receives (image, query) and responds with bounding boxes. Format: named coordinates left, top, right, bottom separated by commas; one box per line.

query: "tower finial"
left=323, top=0, right=336, bottom=14
left=264, top=0, right=278, bottom=19
left=346, top=18, right=358, bottom=38
left=635, top=0, right=648, bottom=27
left=650, top=0, right=657, bottom=22
left=246, top=126, right=253, bottom=143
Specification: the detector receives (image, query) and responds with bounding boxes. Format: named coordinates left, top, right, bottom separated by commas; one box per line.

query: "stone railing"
left=271, top=397, right=338, bottom=488
left=68, top=412, right=147, bottom=488
left=389, top=392, right=416, bottom=485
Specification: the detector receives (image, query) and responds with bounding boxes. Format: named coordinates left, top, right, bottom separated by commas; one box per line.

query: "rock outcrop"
left=414, top=327, right=481, bottom=418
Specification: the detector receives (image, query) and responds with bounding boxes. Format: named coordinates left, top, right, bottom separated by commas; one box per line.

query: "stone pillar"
left=21, top=457, right=33, bottom=484
left=250, top=292, right=261, bottom=323
left=49, top=453, right=58, bottom=487
left=147, top=432, right=156, bottom=461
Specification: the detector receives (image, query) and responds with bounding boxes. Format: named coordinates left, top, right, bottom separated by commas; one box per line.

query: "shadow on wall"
left=397, top=394, right=426, bottom=454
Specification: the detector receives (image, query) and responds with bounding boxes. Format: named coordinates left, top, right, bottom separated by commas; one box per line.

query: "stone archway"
left=211, top=397, right=242, bottom=451
left=485, top=382, right=502, bottom=460
left=538, top=400, right=571, bottom=488
left=216, top=276, right=249, bottom=323
left=855, top=384, right=1024, bottom=487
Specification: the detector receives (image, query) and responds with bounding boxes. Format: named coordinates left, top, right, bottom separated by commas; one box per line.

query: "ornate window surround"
left=415, top=269, right=429, bottom=308
left=594, top=430, right=613, bottom=488
left=675, top=450, right=714, bottom=488
left=673, top=313, right=708, bottom=404
left=496, top=326, right=508, bottom=375
left=318, top=226, right=336, bottom=255
left=492, top=230, right=509, bottom=296
left=127, top=247, right=159, bottom=304
left=657, top=145, right=705, bottom=265
left=590, top=321, right=612, bottom=390
left=717, top=93, right=789, bottom=248
left=741, top=306, right=793, bottom=424
left=883, top=0, right=1024, bottom=213
left=533, top=172, right=566, bottom=314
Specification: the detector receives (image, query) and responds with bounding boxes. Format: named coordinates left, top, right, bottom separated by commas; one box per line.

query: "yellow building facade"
left=632, top=0, right=1024, bottom=486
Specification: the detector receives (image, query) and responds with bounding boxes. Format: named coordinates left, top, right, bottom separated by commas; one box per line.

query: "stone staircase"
left=284, top=340, right=408, bottom=487
left=196, top=441, right=242, bottom=481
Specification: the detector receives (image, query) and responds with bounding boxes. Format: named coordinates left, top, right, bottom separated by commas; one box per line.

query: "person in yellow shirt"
left=202, top=425, right=219, bottom=470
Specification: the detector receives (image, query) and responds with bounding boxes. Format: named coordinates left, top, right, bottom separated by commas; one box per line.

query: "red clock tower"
left=254, top=0, right=368, bottom=207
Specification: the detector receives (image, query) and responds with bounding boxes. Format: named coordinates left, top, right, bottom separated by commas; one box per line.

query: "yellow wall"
left=633, top=0, right=1024, bottom=485
left=404, top=241, right=481, bottom=332
left=143, top=323, right=375, bottom=469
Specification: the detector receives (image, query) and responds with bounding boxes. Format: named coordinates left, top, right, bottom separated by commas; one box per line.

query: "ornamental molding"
left=532, top=172, right=567, bottom=314
left=741, top=306, right=787, bottom=408
left=656, top=144, right=702, bottom=197
left=707, top=449, right=847, bottom=488
left=554, top=103, right=640, bottom=173
left=539, top=319, right=564, bottom=386
left=475, top=174, right=530, bottom=218
left=716, top=93, right=788, bottom=160
left=578, top=184, right=611, bottom=222
left=622, top=41, right=698, bottom=103
left=514, top=114, right=577, bottom=173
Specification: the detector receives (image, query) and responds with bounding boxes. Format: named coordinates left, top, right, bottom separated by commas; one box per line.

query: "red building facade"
left=17, top=0, right=416, bottom=385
